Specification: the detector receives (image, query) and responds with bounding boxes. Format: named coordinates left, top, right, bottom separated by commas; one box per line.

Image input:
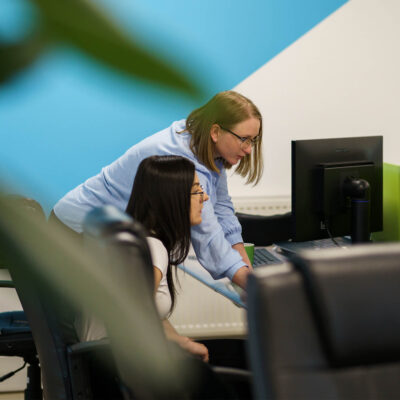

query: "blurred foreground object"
left=0, top=197, right=44, bottom=399
left=0, top=194, right=192, bottom=399
left=82, top=205, right=253, bottom=399
left=247, top=243, right=400, bottom=400
left=0, top=0, right=202, bottom=98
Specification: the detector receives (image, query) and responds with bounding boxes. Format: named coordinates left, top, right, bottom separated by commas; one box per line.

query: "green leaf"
left=0, top=32, right=48, bottom=84
left=32, top=0, right=203, bottom=98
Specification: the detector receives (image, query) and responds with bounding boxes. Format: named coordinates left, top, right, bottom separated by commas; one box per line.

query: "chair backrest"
left=83, top=205, right=154, bottom=292
left=236, top=212, right=292, bottom=246
left=0, top=196, right=78, bottom=400
left=82, top=206, right=193, bottom=399
left=247, top=242, right=400, bottom=400
left=0, top=198, right=196, bottom=399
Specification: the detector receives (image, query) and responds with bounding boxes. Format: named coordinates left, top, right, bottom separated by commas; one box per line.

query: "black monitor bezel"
left=291, top=135, right=383, bottom=242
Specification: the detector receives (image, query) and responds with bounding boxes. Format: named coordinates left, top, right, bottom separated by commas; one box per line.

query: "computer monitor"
left=291, top=136, right=383, bottom=243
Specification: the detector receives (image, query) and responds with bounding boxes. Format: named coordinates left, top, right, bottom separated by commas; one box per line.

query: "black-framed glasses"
left=191, top=184, right=205, bottom=200
left=219, top=125, right=260, bottom=149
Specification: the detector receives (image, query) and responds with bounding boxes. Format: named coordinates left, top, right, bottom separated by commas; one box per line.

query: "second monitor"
left=291, top=135, right=383, bottom=243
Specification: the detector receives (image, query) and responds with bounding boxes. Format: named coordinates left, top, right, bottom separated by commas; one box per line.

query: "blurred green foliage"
left=0, top=0, right=203, bottom=98
left=0, top=0, right=202, bottom=393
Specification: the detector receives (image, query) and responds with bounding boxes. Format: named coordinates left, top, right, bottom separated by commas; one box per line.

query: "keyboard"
left=253, top=247, right=283, bottom=267
left=276, top=237, right=351, bottom=255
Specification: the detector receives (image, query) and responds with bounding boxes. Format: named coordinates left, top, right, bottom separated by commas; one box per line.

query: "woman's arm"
left=162, top=319, right=209, bottom=362
left=191, top=168, right=251, bottom=285
left=190, top=170, right=246, bottom=278
left=231, top=266, right=250, bottom=289
left=151, top=250, right=209, bottom=362
left=153, top=266, right=162, bottom=293
left=232, top=242, right=253, bottom=269
left=148, top=236, right=168, bottom=295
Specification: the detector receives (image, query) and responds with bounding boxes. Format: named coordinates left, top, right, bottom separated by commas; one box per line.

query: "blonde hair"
left=185, top=90, right=263, bottom=185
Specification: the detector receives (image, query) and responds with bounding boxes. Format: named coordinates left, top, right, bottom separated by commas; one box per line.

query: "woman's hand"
left=232, top=265, right=251, bottom=290
left=232, top=242, right=253, bottom=270
left=162, top=320, right=209, bottom=362
left=179, top=336, right=209, bottom=362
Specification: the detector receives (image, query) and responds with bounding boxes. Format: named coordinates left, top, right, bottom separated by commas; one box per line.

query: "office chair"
left=0, top=196, right=92, bottom=399
left=236, top=212, right=292, bottom=246
left=0, top=197, right=147, bottom=399
left=84, top=206, right=253, bottom=400
left=0, top=196, right=251, bottom=399
left=247, top=242, right=400, bottom=400
left=1, top=199, right=224, bottom=399
left=0, top=197, right=44, bottom=399
left=81, top=205, right=169, bottom=399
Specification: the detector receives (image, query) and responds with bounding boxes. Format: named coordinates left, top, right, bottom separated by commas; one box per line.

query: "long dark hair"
left=126, top=155, right=194, bottom=314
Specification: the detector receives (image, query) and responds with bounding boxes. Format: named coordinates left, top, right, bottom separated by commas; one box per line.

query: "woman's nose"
left=203, top=191, right=209, bottom=202
left=243, top=145, right=252, bottom=155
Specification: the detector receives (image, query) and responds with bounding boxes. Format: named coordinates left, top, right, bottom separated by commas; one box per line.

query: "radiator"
left=170, top=196, right=290, bottom=339
left=233, top=195, right=291, bottom=215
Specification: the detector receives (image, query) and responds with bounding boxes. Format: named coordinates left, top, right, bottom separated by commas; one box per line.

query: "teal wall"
left=0, top=0, right=347, bottom=211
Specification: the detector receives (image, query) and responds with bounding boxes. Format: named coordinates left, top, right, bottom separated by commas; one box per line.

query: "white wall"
left=229, top=0, right=400, bottom=198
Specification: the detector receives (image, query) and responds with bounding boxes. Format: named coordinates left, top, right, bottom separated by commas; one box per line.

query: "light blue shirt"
left=54, top=120, right=245, bottom=280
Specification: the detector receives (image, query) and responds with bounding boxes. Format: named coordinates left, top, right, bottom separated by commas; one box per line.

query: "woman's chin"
left=225, top=157, right=238, bottom=166
left=190, top=217, right=202, bottom=226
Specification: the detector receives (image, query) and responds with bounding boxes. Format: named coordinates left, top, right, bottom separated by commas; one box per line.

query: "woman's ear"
left=210, top=124, right=220, bottom=143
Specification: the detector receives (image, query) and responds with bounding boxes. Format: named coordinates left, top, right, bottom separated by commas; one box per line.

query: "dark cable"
left=324, top=218, right=340, bottom=247
left=0, top=362, right=27, bottom=382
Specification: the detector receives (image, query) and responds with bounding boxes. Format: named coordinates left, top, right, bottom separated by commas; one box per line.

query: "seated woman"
left=126, top=155, right=210, bottom=362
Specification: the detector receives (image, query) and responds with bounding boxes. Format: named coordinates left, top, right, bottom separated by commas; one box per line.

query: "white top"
left=76, top=237, right=171, bottom=341
left=147, top=236, right=171, bottom=320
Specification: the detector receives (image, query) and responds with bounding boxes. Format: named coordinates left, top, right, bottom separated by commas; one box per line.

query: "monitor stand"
left=343, top=177, right=371, bottom=243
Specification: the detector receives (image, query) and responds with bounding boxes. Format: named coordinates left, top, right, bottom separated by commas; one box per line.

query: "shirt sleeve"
left=146, top=237, right=169, bottom=276
left=190, top=170, right=245, bottom=281
left=213, top=168, right=243, bottom=246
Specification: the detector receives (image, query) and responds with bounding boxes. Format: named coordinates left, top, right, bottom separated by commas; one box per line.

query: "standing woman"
left=52, top=90, right=263, bottom=288
left=126, top=155, right=209, bottom=361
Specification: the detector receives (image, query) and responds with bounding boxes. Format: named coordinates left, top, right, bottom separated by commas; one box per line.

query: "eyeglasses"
left=191, top=184, right=205, bottom=200
left=219, top=125, right=260, bottom=150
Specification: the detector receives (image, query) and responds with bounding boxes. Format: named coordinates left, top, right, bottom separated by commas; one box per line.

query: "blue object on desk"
left=178, top=262, right=246, bottom=308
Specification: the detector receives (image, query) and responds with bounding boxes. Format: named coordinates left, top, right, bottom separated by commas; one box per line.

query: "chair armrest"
left=212, top=366, right=252, bottom=382
left=212, top=366, right=253, bottom=399
left=0, top=280, right=14, bottom=288
left=68, top=338, right=110, bottom=355
left=67, top=339, right=124, bottom=399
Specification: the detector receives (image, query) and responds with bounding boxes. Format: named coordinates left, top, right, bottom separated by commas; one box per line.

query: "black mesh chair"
left=0, top=197, right=45, bottom=399
left=247, top=242, right=400, bottom=400
left=81, top=205, right=171, bottom=398
left=0, top=198, right=195, bottom=399
left=83, top=206, right=253, bottom=400
left=0, top=196, right=251, bottom=399
left=0, top=197, right=140, bottom=399
left=0, top=197, right=92, bottom=399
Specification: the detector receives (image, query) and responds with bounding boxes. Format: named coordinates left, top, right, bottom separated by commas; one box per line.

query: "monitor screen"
left=291, top=136, right=383, bottom=242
